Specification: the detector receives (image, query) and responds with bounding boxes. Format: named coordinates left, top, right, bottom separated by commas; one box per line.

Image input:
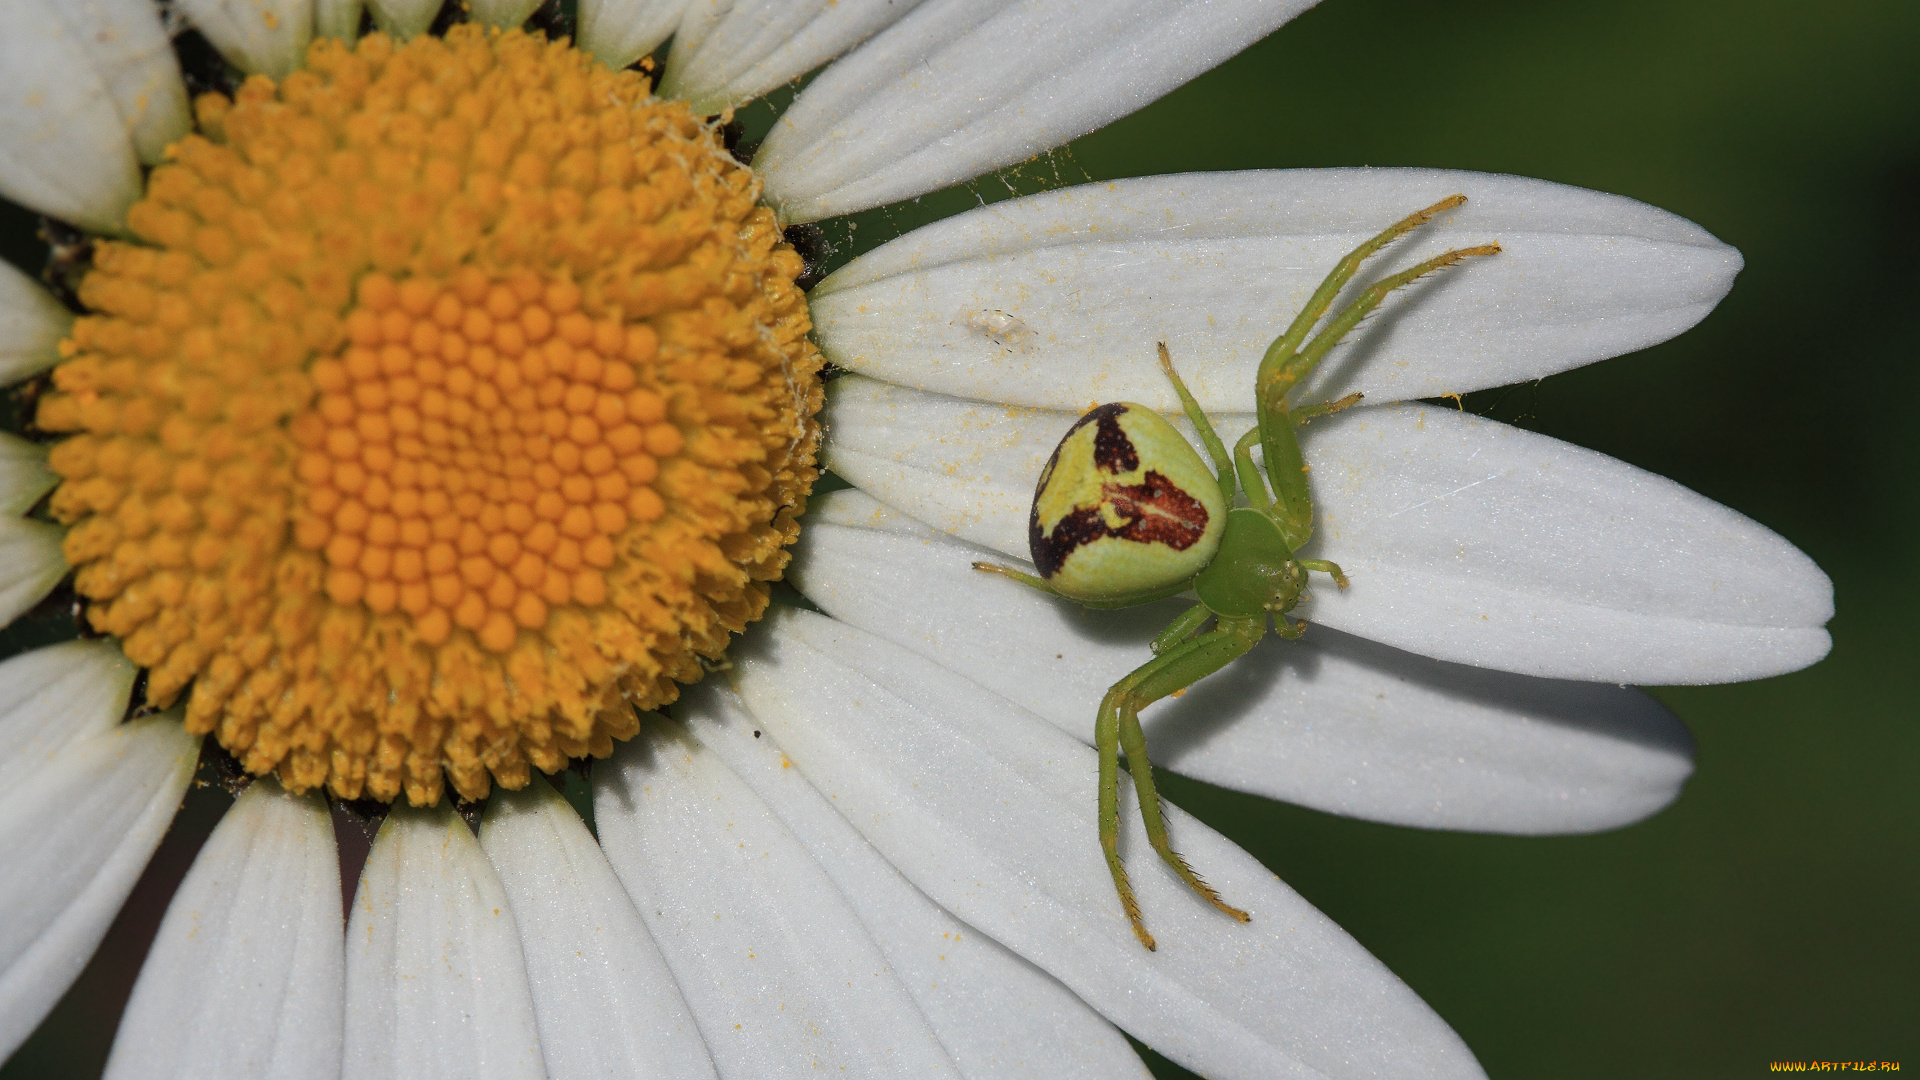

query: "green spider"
left=976, top=195, right=1500, bottom=950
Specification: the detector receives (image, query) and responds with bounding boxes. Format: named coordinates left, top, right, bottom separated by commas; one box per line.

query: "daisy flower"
left=0, top=1, right=1831, bottom=1078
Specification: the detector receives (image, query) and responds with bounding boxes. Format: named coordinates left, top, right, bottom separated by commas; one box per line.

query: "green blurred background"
left=4, top=0, right=1915, bottom=1076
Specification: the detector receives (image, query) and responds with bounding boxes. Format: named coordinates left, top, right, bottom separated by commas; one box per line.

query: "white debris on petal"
left=811, top=169, right=1742, bottom=412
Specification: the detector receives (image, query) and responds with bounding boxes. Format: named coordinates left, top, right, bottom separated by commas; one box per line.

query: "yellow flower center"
left=296, top=267, right=673, bottom=653
left=35, top=27, right=821, bottom=806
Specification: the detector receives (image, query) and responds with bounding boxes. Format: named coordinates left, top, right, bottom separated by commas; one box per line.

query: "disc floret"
left=37, top=26, right=822, bottom=807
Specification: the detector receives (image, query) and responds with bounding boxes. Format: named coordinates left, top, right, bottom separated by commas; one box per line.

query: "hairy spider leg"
left=1254, top=195, right=1500, bottom=550
left=970, top=561, right=1059, bottom=595
left=1231, top=427, right=1271, bottom=513
left=1292, top=242, right=1505, bottom=376
left=1259, top=194, right=1469, bottom=385
left=1098, top=615, right=1265, bottom=950
left=1293, top=392, right=1364, bottom=425
left=1257, top=239, right=1502, bottom=550
left=969, top=561, right=1196, bottom=609
left=1297, top=558, right=1350, bottom=590
left=1156, top=342, right=1237, bottom=508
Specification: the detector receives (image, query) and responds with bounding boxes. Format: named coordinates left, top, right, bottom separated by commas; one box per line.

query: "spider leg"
left=1097, top=616, right=1265, bottom=949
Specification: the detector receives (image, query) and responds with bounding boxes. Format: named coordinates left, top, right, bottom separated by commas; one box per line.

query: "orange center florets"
left=294, top=268, right=681, bottom=653
left=36, top=26, right=822, bottom=806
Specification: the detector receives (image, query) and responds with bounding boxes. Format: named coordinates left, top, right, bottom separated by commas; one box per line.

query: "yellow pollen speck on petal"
left=40, top=27, right=821, bottom=807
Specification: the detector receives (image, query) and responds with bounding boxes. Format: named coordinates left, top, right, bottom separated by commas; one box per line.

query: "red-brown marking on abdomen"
left=1030, top=470, right=1209, bottom=578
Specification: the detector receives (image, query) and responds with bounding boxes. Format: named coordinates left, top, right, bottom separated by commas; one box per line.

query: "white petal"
left=342, top=804, right=547, bottom=1080
left=823, top=377, right=1833, bottom=683
left=812, top=169, right=1741, bottom=411
left=0, top=433, right=57, bottom=515
left=0, top=0, right=144, bottom=232
left=478, top=780, right=719, bottom=1080
left=756, top=0, right=1320, bottom=222
left=104, top=780, right=344, bottom=1080
left=1291, top=404, right=1831, bottom=682
left=594, top=716, right=960, bottom=1078
left=792, top=490, right=1695, bottom=834
left=576, top=0, right=689, bottom=71
left=683, top=682, right=1152, bottom=1080
left=0, top=259, right=72, bottom=386
left=662, top=0, right=928, bottom=114
left=363, top=0, right=439, bottom=39
left=731, top=609, right=1485, bottom=1080
left=818, top=374, right=1055, bottom=552
left=46, top=0, right=190, bottom=164
left=314, top=0, right=364, bottom=40
left=0, top=514, right=69, bottom=629
left=0, top=713, right=200, bottom=1059
left=468, top=0, right=544, bottom=28
left=175, top=0, right=316, bottom=80
left=0, top=638, right=135, bottom=794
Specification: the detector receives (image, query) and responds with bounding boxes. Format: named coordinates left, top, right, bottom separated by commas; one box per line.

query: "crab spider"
left=976, top=195, right=1501, bottom=950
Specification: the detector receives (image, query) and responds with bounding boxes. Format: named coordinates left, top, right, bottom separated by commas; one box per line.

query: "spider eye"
left=1027, top=402, right=1226, bottom=603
